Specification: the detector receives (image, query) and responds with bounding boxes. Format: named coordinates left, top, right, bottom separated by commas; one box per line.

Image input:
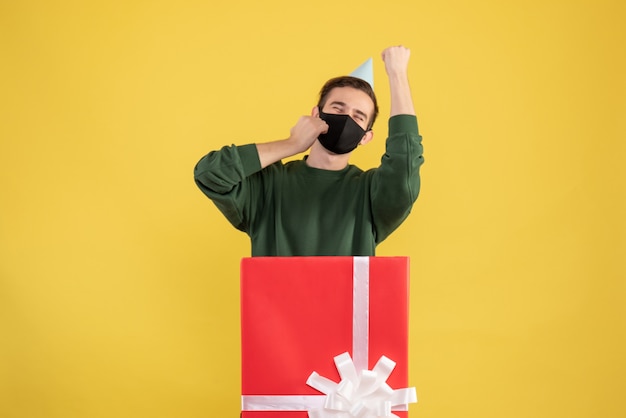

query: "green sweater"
left=194, top=115, right=424, bottom=256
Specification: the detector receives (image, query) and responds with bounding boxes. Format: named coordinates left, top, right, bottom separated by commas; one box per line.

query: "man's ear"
left=359, top=130, right=374, bottom=146
left=311, top=106, right=320, bottom=117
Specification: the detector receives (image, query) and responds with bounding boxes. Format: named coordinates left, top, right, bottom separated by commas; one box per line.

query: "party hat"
left=350, top=58, right=374, bottom=88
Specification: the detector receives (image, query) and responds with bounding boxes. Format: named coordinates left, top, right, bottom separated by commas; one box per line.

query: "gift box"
left=240, top=256, right=416, bottom=418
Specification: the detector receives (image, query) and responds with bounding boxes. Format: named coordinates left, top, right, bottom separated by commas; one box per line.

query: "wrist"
left=287, top=135, right=314, bottom=155
left=387, top=71, right=409, bottom=84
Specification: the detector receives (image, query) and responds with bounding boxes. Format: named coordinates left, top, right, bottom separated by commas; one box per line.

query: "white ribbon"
left=306, top=352, right=417, bottom=418
left=352, top=256, right=370, bottom=373
left=241, top=257, right=417, bottom=415
left=242, top=395, right=324, bottom=411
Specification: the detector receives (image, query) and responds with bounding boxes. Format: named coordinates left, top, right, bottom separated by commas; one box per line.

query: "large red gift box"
left=240, top=256, right=413, bottom=418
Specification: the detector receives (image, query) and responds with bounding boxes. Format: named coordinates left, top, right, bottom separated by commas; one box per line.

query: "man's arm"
left=382, top=46, right=415, bottom=117
left=256, top=114, right=328, bottom=168
left=370, top=46, right=423, bottom=243
left=194, top=113, right=328, bottom=230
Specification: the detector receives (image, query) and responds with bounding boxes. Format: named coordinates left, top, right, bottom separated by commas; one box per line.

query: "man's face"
left=321, top=87, right=376, bottom=131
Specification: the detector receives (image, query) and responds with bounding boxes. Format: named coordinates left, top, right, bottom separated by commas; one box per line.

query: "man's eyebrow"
left=329, top=100, right=347, bottom=108
left=354, top=109, right=369, bottom=120
left=329, top=101, right=369, bottom=121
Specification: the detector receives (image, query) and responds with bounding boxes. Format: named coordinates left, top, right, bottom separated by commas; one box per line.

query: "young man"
left=194, top=46, right=424, bottom=256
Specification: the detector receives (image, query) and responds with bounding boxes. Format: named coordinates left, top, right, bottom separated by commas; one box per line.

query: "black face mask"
left=318, top=111, right=368, bottom=154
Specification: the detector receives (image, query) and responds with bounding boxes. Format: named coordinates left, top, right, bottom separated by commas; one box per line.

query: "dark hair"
left=317, top=76, right=379, bottom=129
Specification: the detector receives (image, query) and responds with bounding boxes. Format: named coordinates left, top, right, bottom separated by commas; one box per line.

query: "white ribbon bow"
left=306, top=352, right=417, bottom=418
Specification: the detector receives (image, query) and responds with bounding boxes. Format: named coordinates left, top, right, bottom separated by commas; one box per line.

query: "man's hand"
left=288, top=115, right=328, bottom=154
left=382, top=45, right=411, bottom=77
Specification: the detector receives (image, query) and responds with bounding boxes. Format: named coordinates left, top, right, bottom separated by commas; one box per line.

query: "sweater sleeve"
left=193, top=144, right=263, bottom=232
left=370, top=115, right=424, bottom=243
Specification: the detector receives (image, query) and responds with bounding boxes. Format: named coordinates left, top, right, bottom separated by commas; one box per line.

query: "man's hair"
left=317, top=76, right=379, bottom=129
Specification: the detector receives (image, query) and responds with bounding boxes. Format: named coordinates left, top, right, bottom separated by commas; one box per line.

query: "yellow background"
left=1, top=0, right=624, bottom=417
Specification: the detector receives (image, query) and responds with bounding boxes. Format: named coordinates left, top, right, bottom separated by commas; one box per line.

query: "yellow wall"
left=1, top=1, right=624, bottom=417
